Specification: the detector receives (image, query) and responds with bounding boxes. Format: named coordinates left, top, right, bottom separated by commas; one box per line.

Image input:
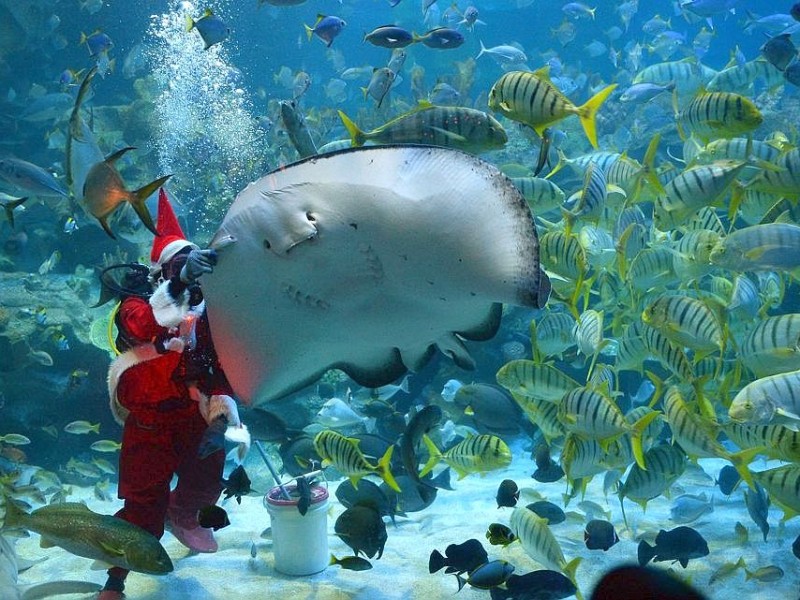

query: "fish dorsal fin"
left=533, top=65, right=552, bottom=82
left=105, top=146, right=135, bottom=165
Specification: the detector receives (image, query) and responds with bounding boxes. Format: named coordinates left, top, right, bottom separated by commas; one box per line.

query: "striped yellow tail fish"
left=488, top=67, right=617, bottom=149
left=420, top=433, right=511, bottom=480
left=675, top=89, right=763, bottom=141
left=313, top=429, right=401, bottom=492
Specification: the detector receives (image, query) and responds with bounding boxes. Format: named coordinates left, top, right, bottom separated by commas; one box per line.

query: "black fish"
left=382, top=476, right=438, bottom=513
left=197, top=505, right=230, bottom=530
left=784, top=61, right=800, bottom=88
left=526, top=501, right=565, bottom=525
left=278, top=435, right=322, bottom=477
left=637, top=526, right=709, bottom=569
left=198, top=416, right=227, bottom=459
left=496, top=479, right=519, bottom=508
left=239, top=407, right=293, bottom=443
left=459, top=560, right=514, bottom=591
left=716, top=465, right=740, bottom=496
left=792, top=532, right=800, bottom=561
left=221, top=465, right=252, bottom=504
left=295, top=474, right=316, bottom=516
left=584, top=519, right=618, bottom=551
left=486, top=523, right=516, bottom=546
left=793, top=2, right=800, bottom=21
left=744, top=482, right=770, bottom=541
left=489, top=570, right=577, bottom=600
left=429, top=538, right=487, bottom=575
left=590, top=565, right=707, bottom=600
left=761, top=34, right=797, bottom=71
left=329, top=554, right=373, bottom=571
left=334, top=505, right=387, bottom=559
left=336, top=479, right=396, bottom=523
left=532, top=443, right=565, bottom=483
left=400, top=405, right=443, bottom=482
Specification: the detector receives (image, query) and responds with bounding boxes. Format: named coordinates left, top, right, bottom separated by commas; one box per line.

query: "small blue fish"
left=34, top=306, right=47, bottom=325
left=63, top=216, right=78, bottom=234
left=80, top=30, right=113, bottom=57
left=187, top=9, right=230, bottom=50
left=414, top=27, right=464, bottom=49
left=304, top=14, right=346, bottom=47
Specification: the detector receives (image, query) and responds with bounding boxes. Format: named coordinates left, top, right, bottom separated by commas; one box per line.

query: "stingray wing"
left=203, top=145, right=550, bottom=404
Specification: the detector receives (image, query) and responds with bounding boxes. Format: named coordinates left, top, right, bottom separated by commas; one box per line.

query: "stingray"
left=203, top=145, right=550, bottom=405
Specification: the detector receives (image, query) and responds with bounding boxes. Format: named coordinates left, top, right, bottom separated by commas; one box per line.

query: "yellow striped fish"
left=420, top=433, right=511, bottom=480
left=675, top=90, right=763, bottom=141
left=511, top=392, right=565, bottom=444
left=488, top=67, right=616, bottom=149
left=728, top=369, right=800, bottom=428
left=752, top=464, right=800, bottom=520
left=557, top=386, right=659, bottom=469
left=740, top=314, right=800, bottom=377
left=510, top=506, right=582, bottom=583
left=711, top=223, right=800, bottom=272
left=750, top=147, right=800, bottom=198
left=337, top=103, right=507, bottom=153
left=618, top=443, right=686, bottom=516
left=662, top=386, right=757, bottom=487
left=510, top=176, right=565, bottom=214
left=726, top=422, right=800, bottom=463
left=313, top=430, right=401, bottom=492
left=530, top=311, right=577, bottom=361
left=641, top=324, right=695, bottom=382
left=642, top=294, right=723, bottom=355
left=496, top=360, right=580, bottom=402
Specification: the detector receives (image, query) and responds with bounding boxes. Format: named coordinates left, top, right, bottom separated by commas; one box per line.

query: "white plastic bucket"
left=265, top=484, right=329, bottom=575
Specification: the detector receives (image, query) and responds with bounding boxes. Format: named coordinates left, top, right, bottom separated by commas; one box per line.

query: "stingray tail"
left=418, top=434, right=442, bottom=479
left=338, top=110, right=367, bottom=147
left=130, top=174, right=172, bottom=236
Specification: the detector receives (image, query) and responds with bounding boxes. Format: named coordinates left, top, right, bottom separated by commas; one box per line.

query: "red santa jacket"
left=107, top=277, right=233, bottom=424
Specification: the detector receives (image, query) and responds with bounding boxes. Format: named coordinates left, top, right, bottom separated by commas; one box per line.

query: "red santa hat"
left=150, top=189, right=198, bottom=272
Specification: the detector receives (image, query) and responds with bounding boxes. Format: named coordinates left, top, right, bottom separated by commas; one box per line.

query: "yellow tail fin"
left=576, top=84, right=617, bottom=149
left=337, top=110, right=367, bottom=147
left=418, top=434, right=442, bottom=479
left=377, top=445, right=401, bottom=493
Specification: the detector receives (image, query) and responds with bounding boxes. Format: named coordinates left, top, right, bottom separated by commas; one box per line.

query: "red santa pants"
left=115, top=406, right=224, bottom=538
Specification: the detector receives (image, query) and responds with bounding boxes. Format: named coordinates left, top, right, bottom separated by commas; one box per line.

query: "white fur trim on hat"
left=150, top=279, right=191, bottom=328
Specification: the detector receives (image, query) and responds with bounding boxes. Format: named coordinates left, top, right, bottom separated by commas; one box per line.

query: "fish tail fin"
left=576, top=84, right=617, bottom=149
left=563, top=556, right=582, bottom=590
left=630, top=411, right=660, bottom=470
left=304, top=24, right=314, bottom=41
left=377, top=445, right=401, bottom=493
left=338, top=110, right=366, bottom=147
left=637, top=539, right=655, bottom=566
left=186, top=16, right=195, bottom=32
left=727, top=447, right=762, bottom=490
left=1, top=497, right=27, bottom=529
left=131, top=174, right=172, bottom=236
left=475, top=39, right=486, bottom=60
left=98, top=216, right=116, bottom=240
left=3, top=197, right=27, bottom=229
left=631, top=133, right=665, bottom=203
left=418, top=434, right=442, bottom=479
left=428, top=549, right=446, bottom=573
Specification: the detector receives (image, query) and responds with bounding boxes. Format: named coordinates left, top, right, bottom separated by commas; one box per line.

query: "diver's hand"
left=202, top=394, right=241, bottom=427
left=180, top=248, right=217, bottom=284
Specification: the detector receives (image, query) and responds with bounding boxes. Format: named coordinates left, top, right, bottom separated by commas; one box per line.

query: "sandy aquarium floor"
left=12, top=439, right=800, bottom=599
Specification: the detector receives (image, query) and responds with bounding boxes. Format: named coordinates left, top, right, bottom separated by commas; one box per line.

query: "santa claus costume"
left=99, top=190, right=240, bottom=599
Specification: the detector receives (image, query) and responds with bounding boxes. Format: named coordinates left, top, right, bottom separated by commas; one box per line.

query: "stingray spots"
left=263, top=239, right=271, bottom=250
left=281, top=282, right=330, bottom=310
left=358, top=243, right=384, bottom=281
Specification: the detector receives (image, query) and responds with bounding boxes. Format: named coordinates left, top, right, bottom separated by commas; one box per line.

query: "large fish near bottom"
left=2, top=501, right=173, bottom=575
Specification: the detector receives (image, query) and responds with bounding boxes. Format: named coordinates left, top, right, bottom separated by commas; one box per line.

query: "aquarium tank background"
left=0, top=0, right=800, bottom=599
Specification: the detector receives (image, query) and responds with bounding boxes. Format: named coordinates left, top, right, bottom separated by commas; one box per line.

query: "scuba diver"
left=97, top=190, right=248, bottom=600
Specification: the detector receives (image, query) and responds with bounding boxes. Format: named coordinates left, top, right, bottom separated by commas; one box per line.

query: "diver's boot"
left=167, top=490, right=218, bottom=553
left=170, top=521, right=218, bottom=553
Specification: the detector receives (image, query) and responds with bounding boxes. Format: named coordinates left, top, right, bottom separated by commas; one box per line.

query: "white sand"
left=13, top=441, right=800, bottom=599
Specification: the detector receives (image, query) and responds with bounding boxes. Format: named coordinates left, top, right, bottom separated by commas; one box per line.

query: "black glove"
left=180, top=248, right=217, bottom=284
